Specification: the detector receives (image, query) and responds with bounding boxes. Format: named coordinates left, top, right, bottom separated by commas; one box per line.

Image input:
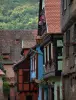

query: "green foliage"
left=0, top=0, right=39, bottom=29
left=2, top=75, right=10, bottom=95
left=3, top=81, right=10, bottom=95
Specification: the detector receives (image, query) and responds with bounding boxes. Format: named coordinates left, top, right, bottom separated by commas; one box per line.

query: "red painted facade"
left=24, top=49, right=29, bottom=56
left=14, top=54, right=38, bottom=100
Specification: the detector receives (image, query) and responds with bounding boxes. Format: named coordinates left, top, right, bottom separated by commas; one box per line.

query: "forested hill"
left=0, top=0, right=39, bottom=30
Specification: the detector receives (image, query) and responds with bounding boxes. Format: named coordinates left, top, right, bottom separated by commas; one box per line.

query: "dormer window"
left=2, top=53, right=10, bottom=60
left=15, top=39, right=20, bottom=44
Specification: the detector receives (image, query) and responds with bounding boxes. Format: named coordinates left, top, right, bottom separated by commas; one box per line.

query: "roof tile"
left=45, top=0, right=61, bottom=34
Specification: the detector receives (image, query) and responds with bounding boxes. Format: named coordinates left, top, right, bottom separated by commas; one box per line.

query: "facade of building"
left=61, top=0, right=76, bottom=100
left=0, top=30, right=37, bottom=100
left=38, top=0, right=63, bottom=100
left=14, top=55, right=38, bottom=100
left=29, top=44, right=43, bottom=100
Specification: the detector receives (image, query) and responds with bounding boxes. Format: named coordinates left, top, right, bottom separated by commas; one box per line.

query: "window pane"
left=57, top=47, right=62, bottom=57
left=33, top=57, right=34, bottom=71
left=35, top=55, right=36, bottom=72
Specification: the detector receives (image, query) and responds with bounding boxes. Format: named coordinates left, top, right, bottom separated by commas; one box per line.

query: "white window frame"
left=35, top=55, right=36, bottom=73
left=44, top=47, right=46, bottom=64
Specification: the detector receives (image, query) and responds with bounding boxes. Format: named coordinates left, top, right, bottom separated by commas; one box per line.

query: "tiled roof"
left=0, top=30, right=37, bottom=53
left=22, top=41, right=36, bottom=48
left=0, top=30, right=37, bottom=62
left=45, top=0, right=61, bottom=34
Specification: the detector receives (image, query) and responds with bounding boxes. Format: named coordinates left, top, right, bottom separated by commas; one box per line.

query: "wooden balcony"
left=43, top=59, right=62, bottom=78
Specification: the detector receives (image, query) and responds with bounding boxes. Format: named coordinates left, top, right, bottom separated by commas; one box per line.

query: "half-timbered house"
left=38, top=0, right=63, bottom=100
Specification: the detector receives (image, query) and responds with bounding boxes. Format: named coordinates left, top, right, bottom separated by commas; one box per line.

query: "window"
left=44, top=43, right=53, bottom=65
left=57, top=47, right=62, bottom=56
left=2, top=53, right=10, bottom=60
left=23, top=70, right=29, bottom=83
left=31, top=54, right=37, bottom=79
left=31, top=55, right=37, bottom=72
left=35, top=55, right=37, bottom=72
left=66, top=30, right=70, bottom=57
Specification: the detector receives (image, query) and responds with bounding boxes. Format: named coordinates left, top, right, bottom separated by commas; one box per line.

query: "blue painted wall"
left=30, top=45, right=43, bottom=100
left=30, top=45, right=43, bottom=81
left=36, top=45, right=43, bottom=80
left=36, top=45, right=43, bottom=100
